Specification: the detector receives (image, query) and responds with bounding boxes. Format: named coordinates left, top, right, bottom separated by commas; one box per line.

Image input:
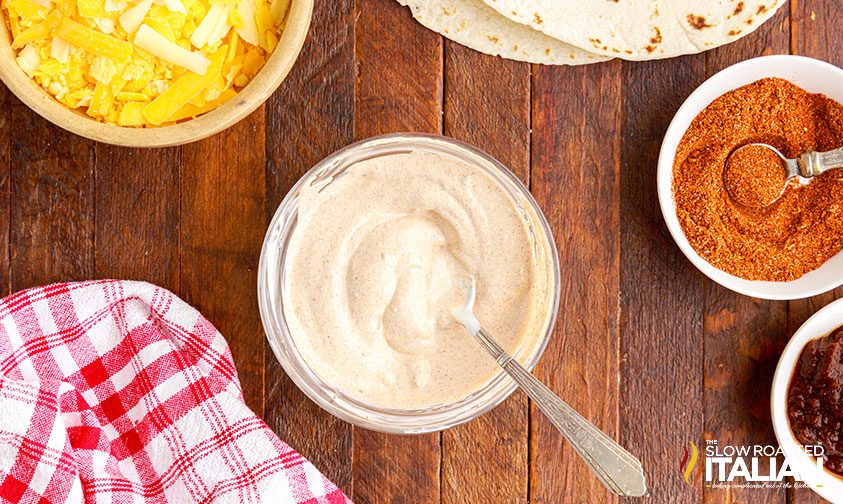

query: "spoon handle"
left=798, top=147, right=843, bottom=177
left=473, top=328, right=647, bottom=497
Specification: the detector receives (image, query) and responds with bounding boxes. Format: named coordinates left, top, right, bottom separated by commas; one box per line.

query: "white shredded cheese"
left=269, top=0, right=288, bottom=23
left=50, top=37, right=70, bottom=63
left=147, top=79, right=167, bottom=95
left=163, top=0, right=186, bottom=13
left=104, top=0, right=128, bottom=11
left=190, top=3, right=226, bottom=48
left=134, top=24, right=211, bottom=74
left=93, top=17, right=116, bottom=34
left=235, top=0, right=258, bottom=46
left=206, top=5, right=232, bottom=47
left=17, top=46, right=40, bottom=76
left=119, top=0, right=153, bottom=35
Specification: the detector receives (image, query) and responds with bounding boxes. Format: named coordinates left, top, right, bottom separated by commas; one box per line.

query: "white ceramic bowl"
left=771, top=297, right=843, bottom=503
left=657, top=55, right=843, bottom=300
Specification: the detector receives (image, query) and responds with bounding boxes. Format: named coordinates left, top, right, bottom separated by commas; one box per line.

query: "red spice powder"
left=724, top=144, right=787, bottom=208
left=672, top=77, right=843, bottom=282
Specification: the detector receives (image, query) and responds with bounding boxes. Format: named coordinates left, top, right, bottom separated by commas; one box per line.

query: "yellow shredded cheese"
left=2, top=0, right=288, bottom=127
left=56, top=18, right=133, bottom=62
left=142, top=44, right=225, bottom=124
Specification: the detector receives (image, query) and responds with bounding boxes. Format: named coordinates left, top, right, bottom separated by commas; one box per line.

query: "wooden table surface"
left=1, top=0, right=841, bottom=502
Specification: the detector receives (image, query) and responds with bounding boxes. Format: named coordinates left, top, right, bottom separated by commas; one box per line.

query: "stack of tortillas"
left=397, top=0, right=785, bottom=65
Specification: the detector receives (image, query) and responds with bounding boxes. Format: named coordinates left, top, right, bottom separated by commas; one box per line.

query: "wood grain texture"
left=263, top=0, right=355, bottom=492
left=702, top=7, right=791, bottom=504
left=530, top=61, right=622, bottom=504
left=0, top=84, right=9, bottom=297
left=789, top=2, right=840, bottom=503
left=180, top=109, right=267, bottom=416
left=441, top=40, right=530, bottom=504
left=94, top=146, right=180, bottom=292
left=9, top=100, right=95, bottom=290
left=618, top=55, right=706, bottom=504
left=351, top=1, right=441, bottom=503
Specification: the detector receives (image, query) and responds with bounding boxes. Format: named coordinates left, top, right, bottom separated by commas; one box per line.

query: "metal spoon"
left=451, top=278, right=647, bottom=497
left=725, top=143, right=843, bottom=206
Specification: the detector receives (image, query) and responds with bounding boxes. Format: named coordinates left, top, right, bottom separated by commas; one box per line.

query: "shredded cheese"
left=2, top=0, right=287, bottom=127
left=143, top=44, right=225, bottom=124
left=134, top=23, right=210, bottom=74
left=49, top=36, right=70, bottom=62
left=233, top=0, right=256, bottom=45
left=118, top=0, right=153, bottom=35
left=56, top=18, right=133, bottom=62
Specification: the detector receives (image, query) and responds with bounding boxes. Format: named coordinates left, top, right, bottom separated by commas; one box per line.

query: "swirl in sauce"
left=283, top=151, right=554, bottom=409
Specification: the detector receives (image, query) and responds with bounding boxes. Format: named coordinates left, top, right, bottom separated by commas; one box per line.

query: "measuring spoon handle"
left=798, top=147, right=843, bottom=177
left=473, top=328, right=647, bottom=497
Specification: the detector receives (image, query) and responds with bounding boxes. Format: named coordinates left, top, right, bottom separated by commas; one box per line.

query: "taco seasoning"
left=672, top=78, right=843, bottom=281
left=787, top=324, right=843, bottom=477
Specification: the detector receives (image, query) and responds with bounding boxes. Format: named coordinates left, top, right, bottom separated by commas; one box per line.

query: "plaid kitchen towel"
left=0, top=280, right=351, bottom=504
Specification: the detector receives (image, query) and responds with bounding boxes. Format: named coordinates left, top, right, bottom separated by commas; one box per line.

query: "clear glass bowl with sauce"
left=257, top=133, right=561, bottom=433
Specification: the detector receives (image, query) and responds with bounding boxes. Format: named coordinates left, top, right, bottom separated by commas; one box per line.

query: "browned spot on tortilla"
left=650, top=27, right=662, bottom=44
left=687, top=14, right=714, bottom=29
left=728, top=29, right=742, bottom=36
left=589, top=37, right=602, bottom=48
left=545, top=48, right=550, bottom=55
left=746, top=16, right=754, bottom=25
left=487, top=36, right=499, bottom=43
left=757, top=5, right=768, bottom=14
left=570, top=54, right=575, bottom=59
left=612, top=48, right=620, bottom=53
left=534, top=13, right=543, bottom=24
left=731, top=1, right=744, bottom=16
left=644, top=26, right=662, bottom=53
left=625, top=49, right=633, bottom=54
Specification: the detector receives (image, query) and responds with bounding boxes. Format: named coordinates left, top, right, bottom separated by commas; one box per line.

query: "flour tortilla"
left=481, top=0, right=786, bottom=60
left=396, top=0, right=609, bottom=65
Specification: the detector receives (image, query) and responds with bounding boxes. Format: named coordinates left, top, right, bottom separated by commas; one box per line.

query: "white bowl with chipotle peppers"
left=657, top=55, right=843, bottom=300
left=771, top=298, right=843, bottom=503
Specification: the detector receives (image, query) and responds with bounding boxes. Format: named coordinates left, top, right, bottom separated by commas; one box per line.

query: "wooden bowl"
left=0, top=0, right=313, bottom=147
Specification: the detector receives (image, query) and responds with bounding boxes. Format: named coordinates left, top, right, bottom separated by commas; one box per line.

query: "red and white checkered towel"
left=0, top=280, right=351, bottom=504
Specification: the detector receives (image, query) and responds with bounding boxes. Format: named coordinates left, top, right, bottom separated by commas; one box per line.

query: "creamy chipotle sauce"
left=283, top=150, right=554, bottom=409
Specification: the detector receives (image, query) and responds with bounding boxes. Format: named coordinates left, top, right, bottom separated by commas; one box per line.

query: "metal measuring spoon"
left=451, top=278, right=647, bottom=498
left=724, top=143, right=843, bottom=207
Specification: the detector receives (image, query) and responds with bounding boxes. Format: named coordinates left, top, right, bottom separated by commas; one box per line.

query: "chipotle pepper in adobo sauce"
left=788, top=325, right=843, bottom=477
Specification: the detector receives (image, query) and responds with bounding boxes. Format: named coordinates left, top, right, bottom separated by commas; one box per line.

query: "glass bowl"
left=257, top=133, right=561, bottom=434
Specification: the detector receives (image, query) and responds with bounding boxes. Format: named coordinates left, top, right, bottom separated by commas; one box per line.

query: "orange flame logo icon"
left=679, top=441, right=702, bottom=485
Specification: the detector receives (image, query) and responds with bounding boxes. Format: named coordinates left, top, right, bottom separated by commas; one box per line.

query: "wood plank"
left=618, top=55, right=706, bottom=503
left=94, top=146, right=180, bottom=292
left=441, top=41, right=530, bottom=504
left=262, top=0, right=355, bottom=492
left=530, top=60, right=622, bottom=504
left=701, top=7, right=791, bottom=504
left=352, top=1, right=442, bottom=502
left=9, top=99, right=95, bottom=290
left=788, top=2, right=841, bottom=503
left=790, top=0, right=841, bottom=58
left=0, top=84, right=9, bottom=297
left=180, top=109, right=267, bottom=416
